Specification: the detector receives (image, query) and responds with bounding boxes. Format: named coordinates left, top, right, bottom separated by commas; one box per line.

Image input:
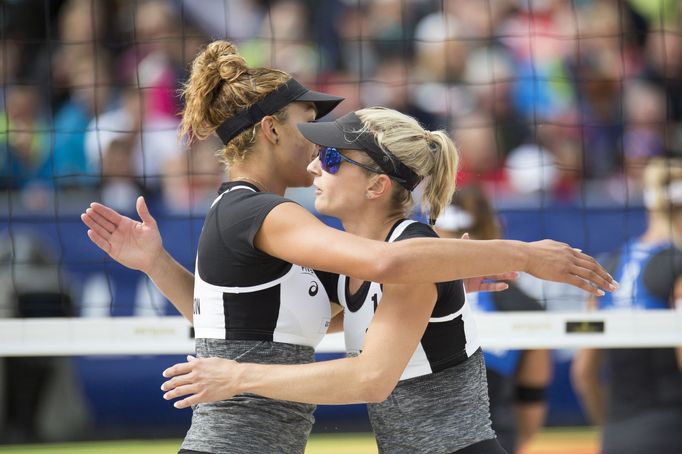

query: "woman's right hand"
left=81, top=196, right=164, bottom=275
left=524, top=240, right=617, bottom=296
left=161, top=355, right=243, bottom=408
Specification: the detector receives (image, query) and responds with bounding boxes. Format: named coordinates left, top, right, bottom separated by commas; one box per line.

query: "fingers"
left=81, top=214, right=111, bottom=241
left=83, top=208, right=116, bottom=234
left=485, top=271, right=519, bottom=281
left=86, top=229, right=111, bottom=253
left=478, top=282, right=509, bottom=292
left=564, top=274, right=605, bottom=297
left=136, top=196, right=157, bottom=226
left=163, top=383, right=200, bottom=402
left=89, top=202, right=124, bottom=225
left=173, top=394, right=202, bottom=409
left=461, top=233, right=470, bottom=240
left=162, top=361, right=193, bottom=379
left=573, top=258, right=617, bottom=292
left=575, top=252, right=617, bottom=289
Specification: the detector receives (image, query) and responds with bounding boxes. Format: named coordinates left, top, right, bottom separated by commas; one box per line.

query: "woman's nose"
left=307, top=156, right=322, bottom=175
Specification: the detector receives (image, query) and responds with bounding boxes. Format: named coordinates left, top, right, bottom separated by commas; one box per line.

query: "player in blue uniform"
left=572, top=158, right=682, bottom=454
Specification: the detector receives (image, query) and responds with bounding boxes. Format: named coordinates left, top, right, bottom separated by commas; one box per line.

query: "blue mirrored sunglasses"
left=318, top=146, right=383, bottom=176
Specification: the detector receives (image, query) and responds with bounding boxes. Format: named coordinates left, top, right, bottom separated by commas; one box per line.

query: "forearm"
left=380, top=239, right=529, bottom=284
left=237, top=356, right=388, bottom=405
left=147, top=250, right=195, bottom=322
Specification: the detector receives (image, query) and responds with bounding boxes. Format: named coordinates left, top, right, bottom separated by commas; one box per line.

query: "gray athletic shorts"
left=180, top=338, right=316, bottom=454
left=368, top=349, right=496, bottom=454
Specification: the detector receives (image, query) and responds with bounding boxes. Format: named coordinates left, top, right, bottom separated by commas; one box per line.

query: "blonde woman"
left=82, top=41, right=615, bottom=454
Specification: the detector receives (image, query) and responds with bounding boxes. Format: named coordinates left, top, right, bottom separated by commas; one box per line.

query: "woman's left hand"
left=463, top=272, right=518, bottom=293
left=161, top=356, right=242, bottom=409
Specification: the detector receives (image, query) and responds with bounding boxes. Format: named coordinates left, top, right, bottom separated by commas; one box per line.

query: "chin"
left=314, top=199, right=332, bottom=217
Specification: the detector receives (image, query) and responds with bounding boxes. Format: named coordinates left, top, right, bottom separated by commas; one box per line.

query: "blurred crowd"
left=1, top=0, right=681, bottom=213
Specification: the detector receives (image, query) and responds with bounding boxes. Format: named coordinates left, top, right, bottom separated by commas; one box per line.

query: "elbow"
left=370, top=249, right=401, bottom=284
left=357, top=369, right=398, bottom=403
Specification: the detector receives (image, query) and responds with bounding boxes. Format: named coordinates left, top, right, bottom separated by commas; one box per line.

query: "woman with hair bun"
left=83, top=40, right=614, bottom=453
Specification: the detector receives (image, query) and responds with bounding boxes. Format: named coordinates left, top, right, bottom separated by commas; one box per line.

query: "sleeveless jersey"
left=327, top=219, right=495, bottom=452
left=182, top=182, right=336, bottom=454
left=192, top=182, right=332, bottom=347
left=332, top=219, right=480, bottom=380
left=599, top=239, right=672, bottom=311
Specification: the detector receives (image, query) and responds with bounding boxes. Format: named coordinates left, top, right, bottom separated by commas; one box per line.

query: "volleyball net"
left=1, top=310, right=681, bottom=357
left=1, top=0, right=682, bottom=357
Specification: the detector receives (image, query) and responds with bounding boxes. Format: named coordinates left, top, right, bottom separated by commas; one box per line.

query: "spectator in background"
left=504, top=143, right=558, bottom=201
left=0, top=40, right=20, bottom=109
left=119, top=0, right=193, bottom=118
left=463, top=46, right=529, bottom=160
left=362, top=57, right=438, bottom=130
left=452, top=113, right=509, bottom=195
left=161, top=136, right=224, bottom=214
left=0, top=86, right=51, bottom=191
left=49, top=0, right=114, bottom=188
left=411, top=7, right=472, bottom=122
left=604, top=80, right=668, bottom=203
left=85, top=84, right=183, bottom=196
left=643, top=3, right=682, bottom=131
left=239, top=0, right=321, bottom=82
left=435, top=185, right=552, bottom=454
left=99, top=135, right=139, bottom=213
left=572, top=157, right=682, bottom=454
left=51, top=51, right=114, bottom=188
left=181, top=0, right=265, bottom=43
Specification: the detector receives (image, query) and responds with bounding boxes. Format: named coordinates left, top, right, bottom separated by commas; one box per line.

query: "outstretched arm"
left=81, top=196, right=195, bottom=321
left=161, top=281, right=438, bottom=407
left=256, top=203, right=616, bottom=295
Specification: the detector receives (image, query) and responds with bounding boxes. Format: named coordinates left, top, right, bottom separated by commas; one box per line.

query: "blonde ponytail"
left=422, top=130, right=458, bottom=222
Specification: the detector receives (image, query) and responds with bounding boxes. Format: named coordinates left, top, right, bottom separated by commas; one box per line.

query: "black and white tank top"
left=192, top=182, right=332, bottom=347
left=332, top=219, right=480, bottom=380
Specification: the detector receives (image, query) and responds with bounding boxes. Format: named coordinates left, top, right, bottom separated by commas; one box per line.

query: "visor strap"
left=215, top=79, right=307, bottom=145
left=354, top=133, right=423, bottom=191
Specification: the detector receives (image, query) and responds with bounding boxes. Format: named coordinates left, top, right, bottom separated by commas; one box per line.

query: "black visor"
left=215, top=78, right=343, bottom=145
left=297, top=112, right=423, bottom=191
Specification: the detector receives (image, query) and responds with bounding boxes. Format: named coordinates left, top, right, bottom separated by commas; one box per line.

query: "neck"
left=341, top=205, right=404, bottom=242
left=230, top=161, right=286, bottom=196
left=640, top=212, right=672, bottom=244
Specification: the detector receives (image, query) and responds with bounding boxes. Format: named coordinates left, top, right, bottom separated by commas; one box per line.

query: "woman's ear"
left=366, top=174, right=392, bottom=200
left=260, top=116, right=280, bottom=145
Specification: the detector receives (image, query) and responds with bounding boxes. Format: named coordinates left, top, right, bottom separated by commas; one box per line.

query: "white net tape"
left=1, top=310, right=680, bottom=357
